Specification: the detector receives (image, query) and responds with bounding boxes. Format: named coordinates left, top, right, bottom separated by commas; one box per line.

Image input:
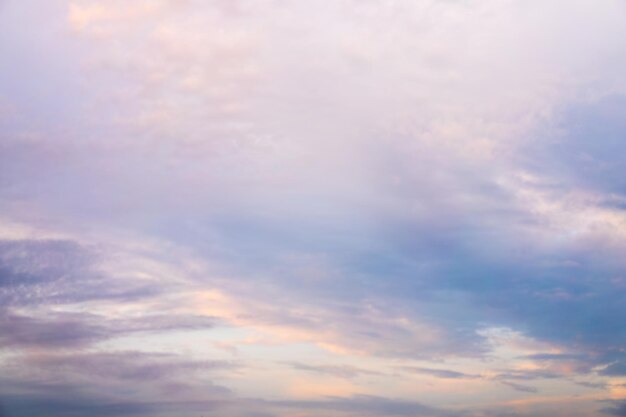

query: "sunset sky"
left=2, top=1, right=626, bottom=416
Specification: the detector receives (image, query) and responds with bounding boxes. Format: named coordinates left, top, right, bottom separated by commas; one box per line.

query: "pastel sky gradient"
left=2, top=1, right=626, bottom=416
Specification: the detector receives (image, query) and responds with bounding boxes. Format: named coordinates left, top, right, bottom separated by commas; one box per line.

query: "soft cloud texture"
left=2, top=0, right=626, bottom=416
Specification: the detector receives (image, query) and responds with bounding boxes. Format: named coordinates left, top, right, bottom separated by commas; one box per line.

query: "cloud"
left=0, top=310, right=108, bottom=349
left=527, top=96, right=626, bottom=197
left=0, top=395, right=155, bottom=417
left=20, top=351, right=238, bottom=383
left=399, top=366, right=478, bottom=380
left=3, top=1, right=626, bottom=416
left=499, top=381, right=539, bottom=394
left=283, top=362, right=383, bottom=379
left=0, top=238, right=165, bottom=307
left=0, top=308, right=218, bottom=350
left=599, top=362, right=626, bottom=377
left=493, top=369, right=561, bottom=381
left=272, top=395, right=462, bottom=417
left=575, top=381, right=607, bottom=390
left=601, top=400, right=626, bottom=416
left=522, top=353, right=589, bottom=362
left=0, top=350, right=239, bottom=417
left=0, top=235, right=219, bottom=351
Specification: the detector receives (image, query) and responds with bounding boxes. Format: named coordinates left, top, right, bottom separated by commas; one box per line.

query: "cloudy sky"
left=2, top=1, right=626, bottom=416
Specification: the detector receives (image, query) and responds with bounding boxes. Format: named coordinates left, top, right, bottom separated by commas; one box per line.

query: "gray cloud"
left=19, top=351, right=238, bottom=385
left=0, top=310, right=108, bottom=349
left=601, top=400, right=626, bottom=416
left=499, top=381, right=539, bottom=394
left=0, top=239, right=162, bottom=307
left=0, top=395, right=155, bottom=417
left=0, top=383, right=467, bottom=417
left=0, top=309, right=217, bottom=350
left=493, top=369, right=561, bottom=381
left=0, top=350, right=238, bottom=417
left=399, top=366, right=478, bottom=380
left=272, top=395, right=463, bottom=417
left=522, top=353, right=589, bottom=362
left=575, top=381, right=608, bottom=390
left=283, top=362, right=383, bottom=379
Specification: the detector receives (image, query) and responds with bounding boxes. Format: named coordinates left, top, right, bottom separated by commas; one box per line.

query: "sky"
left=2, top=1, right=626, bottom=416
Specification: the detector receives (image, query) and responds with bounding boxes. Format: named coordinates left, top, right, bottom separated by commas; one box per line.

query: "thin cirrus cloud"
left=2, top=0, right=626, bottom=416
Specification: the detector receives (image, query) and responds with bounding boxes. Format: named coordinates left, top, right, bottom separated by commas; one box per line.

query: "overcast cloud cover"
left=2, top=0, right=626, bottom=416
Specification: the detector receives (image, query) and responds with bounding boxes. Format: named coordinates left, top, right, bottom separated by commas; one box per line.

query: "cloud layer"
left=2, top=0, right=626, bottom=416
